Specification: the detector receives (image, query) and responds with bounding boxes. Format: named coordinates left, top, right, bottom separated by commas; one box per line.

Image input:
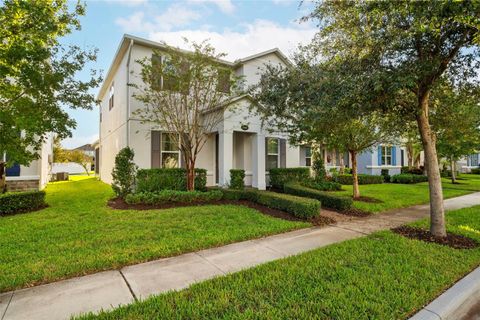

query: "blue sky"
left=60, top=0, right=317, bottom=148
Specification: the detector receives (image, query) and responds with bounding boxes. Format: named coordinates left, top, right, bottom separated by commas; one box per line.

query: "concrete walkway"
left=1, top=192, right=479, bottom=320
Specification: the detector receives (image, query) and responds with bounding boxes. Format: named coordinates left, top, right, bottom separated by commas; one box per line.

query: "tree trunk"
left=407, top=142, right=413, bottom=169
left=416, top=91, right=446, bottom=237
left=0, top=161, right=6, bottom=193
left=450, top=158, right=456, bottom=184
left=339, top=156, right=345, bottom=175
left=186, top=158, right=195, bottom=191
left=350, top=150, right=360, bottom=199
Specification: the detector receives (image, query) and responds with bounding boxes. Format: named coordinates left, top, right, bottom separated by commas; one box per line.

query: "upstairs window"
left=217, top=68, right=231, bottom=93
left=151, top=54, right=190, bottom=93
left=108, top=83, right=114, bottom=110
left=267, top=138, right=279, bottom=170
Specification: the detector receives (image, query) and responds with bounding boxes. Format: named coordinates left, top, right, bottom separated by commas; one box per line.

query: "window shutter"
left=377, top=145, right=382, bottom=166
left=265, top=137, right=269, bottom=172
left=280, top=139, right=286, bottom=168
left=392, top=146, right=397, bottom=166
left=151, top=131, right=161, bottom=168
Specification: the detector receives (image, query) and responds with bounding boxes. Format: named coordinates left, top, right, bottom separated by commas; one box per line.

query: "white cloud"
left=106, top=0, right=148, bottom=7
left=115, top=4, right=201, bottom=32
left=187, top=0, right=235, bottom=14
left=147, top=19, right=316, bottom=61
left=62, top=134, right=99, bottom=150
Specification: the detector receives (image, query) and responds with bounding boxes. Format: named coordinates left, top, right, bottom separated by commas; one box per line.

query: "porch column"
left=252, top=133, right=266, bottom=190
left=218, top=131, right=233, bottom=187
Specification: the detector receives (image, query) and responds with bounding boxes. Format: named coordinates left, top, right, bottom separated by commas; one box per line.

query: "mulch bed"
left=392, top=226, right=479, bottom=249
left=108, top=198, right=334, bottom=226
left=353, top=196, right=383, bottom=203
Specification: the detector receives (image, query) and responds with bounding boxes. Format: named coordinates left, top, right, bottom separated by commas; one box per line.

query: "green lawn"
left=77, top=205, right=480, bottom=320
left=337, top=174, right=480, bottom=213
left=0, top=177, right=308, bottom=292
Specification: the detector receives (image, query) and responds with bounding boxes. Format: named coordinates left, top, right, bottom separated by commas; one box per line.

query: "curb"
left=410, top=266, right=480, bottom=320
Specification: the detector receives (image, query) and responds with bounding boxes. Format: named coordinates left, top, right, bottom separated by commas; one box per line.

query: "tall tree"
left=132, top=40, right=239, bottom=191
left=0, top=0, right=101, bottom=191
left=251, top=61, right=394, bottom=198
left=433, top=81, right=480, bottom=183
left=305, top=1, right=480, bottom=237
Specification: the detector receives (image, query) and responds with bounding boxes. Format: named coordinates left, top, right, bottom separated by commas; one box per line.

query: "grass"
left=336, top=174, right=480, bottom=213
left=77, top=205, right=480, bottom=320
left=0, top=177, right=308, bottom=292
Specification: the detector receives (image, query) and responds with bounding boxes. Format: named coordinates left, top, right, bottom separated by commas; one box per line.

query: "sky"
left=60, top=0, right=318, bottom=149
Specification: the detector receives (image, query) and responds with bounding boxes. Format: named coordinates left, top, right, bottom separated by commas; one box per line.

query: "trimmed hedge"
left=391, top=174, right=428, bottom=184
left=401, top=166, right=424, bottom=175
left=125, top=190, right=223, bottom=205
left=471, top=168, right=480, bottom=174
left=218, top=188, right=320, bottom=219
left=229, top=169, right=245, bottom=190
left=0, top=191, right=46, bottom=215
left=336, top=174, right=384, bottom=185
left=255, top=191, right=320, bottom=219
left=284, top=183, right=353, bottom=211
left=269, top=167, right=310, bottom=189
left=136, top=168, right=207, bottom=192
left=301, top=179, right=342, bottom=191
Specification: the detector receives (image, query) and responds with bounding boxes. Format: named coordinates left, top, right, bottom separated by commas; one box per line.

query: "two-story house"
left=97, top=34, right=406, bottom=189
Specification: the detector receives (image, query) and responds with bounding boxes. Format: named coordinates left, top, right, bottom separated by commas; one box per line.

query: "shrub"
left=311, top=149, right=326, bottom=181
left=343, top=168, right=352, bottom=174
left=471, top=168, right=480, bottom=174
left=391, top=174, right=429, bottom=184
left=112, top=147, right=137, bottom=198
left=229, top=169, right=245, bottom=190
left=125, top=190, right=223, bottom=205
left=220, top=188, right=258, bottom=201
left=284, top=183, right=352, bottom=211
left=401, top=166, right=424, bottom=175
left=255, top=191, right=320, bottom=219
left=381, top=169, right=390, bottom=183
left=336, top=174, right=384, bottom=185
left=136, top=168, right=207, bottom=193
left=0, top=191, right=46, bottom=215
left=301, top=179, right=342, bottom=191
left=269, top=167, right=310, bottom=189
left=441, top=170, right=460, bottom=178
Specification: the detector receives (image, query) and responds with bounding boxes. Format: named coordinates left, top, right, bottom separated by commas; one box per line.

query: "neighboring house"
left=73, top=144, right=95, bottom=158
left=357, top=145, right=408, bottom=175
left=463, top=153, right=480, bottom=172
left=51, top=143, right=95, bottom=175
left=4, top=134, right=53, bottom=191
left=97, top=34, right=404, bottom=189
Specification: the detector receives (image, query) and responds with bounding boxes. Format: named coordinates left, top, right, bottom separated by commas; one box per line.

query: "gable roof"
left=96, top=34, right=291, bottom=101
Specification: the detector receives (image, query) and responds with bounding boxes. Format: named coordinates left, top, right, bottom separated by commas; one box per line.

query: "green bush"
left=381, top=169, right=390, bottom=183
left=311, top=149, right=326, bottom=181
left=391, top=174, right=428, bottom=184
left=255, top=190, right=320, bottom=219
left=220, top=188, right=258, bottom=201
left=269, top=167, right=310, bottom=189
left=0, top=191, right=46, bottom=215
left=136, top=168, right=207, bottom=192
left=112, top=147, right=137, bottom=198
left=471, top=168, right=480, bottom=174
left=125, top=190, right=223, bottom=205
left=336, top=174, right=384, bottom=185
left=229, top=169, right=245, bottom=190
left=301, top=179, right=342, bottom=191
left=284, top=183, right=352, bottom=211
left=401, top=166, right=424, bottom=175
left=440, top=170, right=460, bottom=178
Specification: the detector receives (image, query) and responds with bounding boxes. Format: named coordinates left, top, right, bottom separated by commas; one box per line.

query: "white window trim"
left=381, top=145, right=393, bottom=166
left=267, top=137, right=280, bottom=170
left=304, top=146, right=312, bottom=167
left=161, top=132, right=181, bottom=168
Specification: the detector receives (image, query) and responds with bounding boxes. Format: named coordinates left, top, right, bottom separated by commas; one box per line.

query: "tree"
left=68, top=150, right=93, bottom=175
left=433, top=81, right=480, bottom=183
left=0, top=1, right=101, bottom=191
left=251, top=61, right=394, bottom=199
left=112, top=147, right=137, bottom=198
left=132, top=40, right=239, bottom=191
left=304, top=1, right=480, bottom=237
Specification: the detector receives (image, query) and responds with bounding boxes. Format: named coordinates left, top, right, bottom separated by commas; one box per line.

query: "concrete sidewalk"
left=2, top=192, right=479, bottom=320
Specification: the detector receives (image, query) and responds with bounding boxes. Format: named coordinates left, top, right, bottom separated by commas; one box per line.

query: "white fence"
left=52, top=162, right=91, bottom=175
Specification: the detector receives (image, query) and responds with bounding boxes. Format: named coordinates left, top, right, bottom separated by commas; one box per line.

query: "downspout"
left=126, top=39, right=134, bottom=147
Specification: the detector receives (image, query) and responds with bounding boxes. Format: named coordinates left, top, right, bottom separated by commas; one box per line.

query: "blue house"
left=357, top=144, right=406, bottom=176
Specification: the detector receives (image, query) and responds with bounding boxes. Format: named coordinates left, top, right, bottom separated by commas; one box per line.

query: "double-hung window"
left=381, top=146, right=393, bottom=166
left=108, top=83, right=114, bottom=110
left=267, top=138, right=279, bottom=170
left=161, top=133, right=180, bottom=168
left=305, top=146, right=312, bottom=167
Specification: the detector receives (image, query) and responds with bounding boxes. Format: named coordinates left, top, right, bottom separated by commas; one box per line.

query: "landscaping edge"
left=409, top=265, right=480, bottom=320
